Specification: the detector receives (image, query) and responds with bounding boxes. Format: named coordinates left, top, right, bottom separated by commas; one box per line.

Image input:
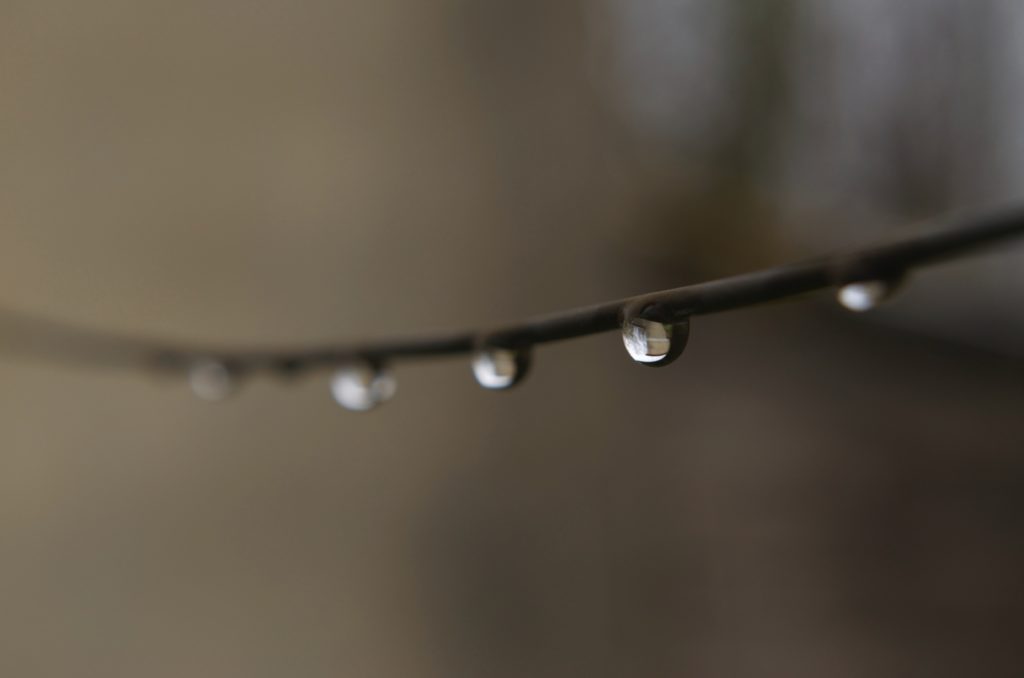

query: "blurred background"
left=2, top=1, right=1023, bottom=675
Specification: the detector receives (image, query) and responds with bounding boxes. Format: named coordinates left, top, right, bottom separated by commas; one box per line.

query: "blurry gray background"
left=1, top=1, right=1023, bottom=676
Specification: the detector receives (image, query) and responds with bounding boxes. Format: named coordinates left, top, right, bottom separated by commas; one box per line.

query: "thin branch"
left=3, top=206, right=1024, bottom=379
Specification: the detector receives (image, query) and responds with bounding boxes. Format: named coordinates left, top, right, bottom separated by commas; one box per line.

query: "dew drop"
left=188, top=359, right=235, bottom=401
left=330, top=363, right=397, bottom=411
left=471, top=347, right=531, bottom=390
left=837, top=280, right=893, bottom=312
left=622, top=316, right=689, bottom=367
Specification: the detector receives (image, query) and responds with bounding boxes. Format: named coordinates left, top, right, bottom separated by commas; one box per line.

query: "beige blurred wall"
left=0, top=2, right=634, bottom=675
left=1, top=2, right=1023, bottom=677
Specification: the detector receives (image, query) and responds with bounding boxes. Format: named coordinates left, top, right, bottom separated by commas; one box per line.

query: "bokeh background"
left=2, top=1, right=1023, bottom=676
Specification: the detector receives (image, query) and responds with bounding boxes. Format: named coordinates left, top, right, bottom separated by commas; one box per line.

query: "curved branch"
left=3, top=206, right=1023, bottom=377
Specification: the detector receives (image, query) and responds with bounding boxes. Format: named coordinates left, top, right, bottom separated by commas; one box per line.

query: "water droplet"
left=622, top=316, right=689, bottom=367
left=330, top=363, right=396, bottom=411
left=837, top=280, right=893, bottom=312
left=471, top=347, right=531, bottom=390
left=188, top=359, right=235, bottom=401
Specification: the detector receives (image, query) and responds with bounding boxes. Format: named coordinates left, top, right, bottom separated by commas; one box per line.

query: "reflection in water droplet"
left=471, top=347, right=530, bottom=390
left=330, top=364, right=397, bottom=411
left=622, top=316, right=689, bottom=367
left=837, top=280, right=892, bottom=312
left=188, top=359, right=235, bottom=401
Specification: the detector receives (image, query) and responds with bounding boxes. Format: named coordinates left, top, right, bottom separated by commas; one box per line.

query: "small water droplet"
left=471, top=347, right=531, bottom=390
left=837, top=280, right=893, bottom=312
left=188, top=359, right=235, bottom=401
left=622, top=315, right=689, bottom=367
left=330, top=363, right=396, bottom=411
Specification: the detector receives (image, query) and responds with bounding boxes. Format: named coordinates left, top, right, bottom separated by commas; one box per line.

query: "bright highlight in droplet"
left=623, top=319, right=671, bottom=363
left=188, top=359, right=235, bottom=401
left=471, top=347, right=529, bottom=390
left=837, top=280, right=891, bottom=312
left=330, top=364, right=397, bottom=411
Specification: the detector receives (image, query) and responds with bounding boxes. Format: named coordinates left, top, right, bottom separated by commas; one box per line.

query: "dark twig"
left=2, top=206, right=1023, bottom=379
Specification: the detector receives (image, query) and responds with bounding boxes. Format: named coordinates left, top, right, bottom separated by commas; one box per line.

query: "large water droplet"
left=188, top=359, right=235, bottom=401
left=622, top=316, right=689, bottom=367
left=330, top=363, right=396, bottom=411
left=837, top=280, right=893, bottom=312
left=471, top=347, right=531, bottom=389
